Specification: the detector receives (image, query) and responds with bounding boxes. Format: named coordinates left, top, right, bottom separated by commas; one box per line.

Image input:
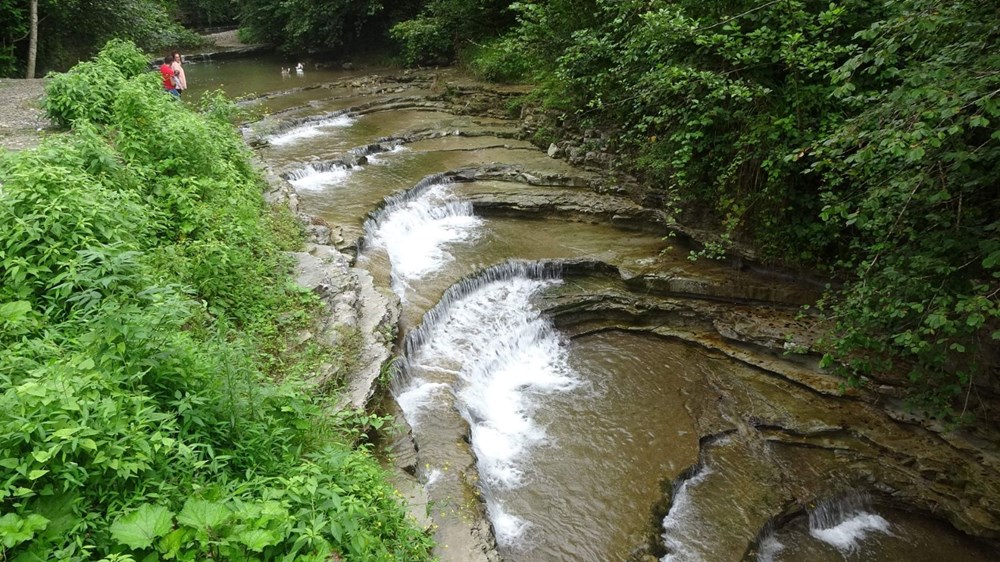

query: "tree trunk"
left=26, top=0, right=38, bottom=79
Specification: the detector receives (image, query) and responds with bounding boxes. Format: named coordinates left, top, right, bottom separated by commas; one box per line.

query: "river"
left=185, top=55, right=999, bottom=562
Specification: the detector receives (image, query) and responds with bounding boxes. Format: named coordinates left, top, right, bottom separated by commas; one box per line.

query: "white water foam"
left=660, top=467, right=714, bottom=562
left=402, top=274, right=578, bottom=547
left=395, top=380, right=451, bottom=427
left=366, top=145, right=408, bottom=164
left=268, top=114, right=354, bottom=146
left=423, top=468, right=443, bottom=489
left=369, top=183, right=482, bottom=297
left=491, top=502, right=532, bottom=545
left=287, top=164, right=352, bottom=191
left=809, top=511, right=891, bottom=553
left=755, top=534, right=785, bottom=562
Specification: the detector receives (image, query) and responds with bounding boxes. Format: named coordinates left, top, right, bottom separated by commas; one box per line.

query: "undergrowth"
left=1, top=39, right=432, bottom=561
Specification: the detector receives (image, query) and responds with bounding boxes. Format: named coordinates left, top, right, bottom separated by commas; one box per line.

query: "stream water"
left=189, top=58, right=998, bottom=561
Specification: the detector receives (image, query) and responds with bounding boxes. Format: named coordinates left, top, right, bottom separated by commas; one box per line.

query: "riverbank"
left=1, top=42, right=434, bottom=560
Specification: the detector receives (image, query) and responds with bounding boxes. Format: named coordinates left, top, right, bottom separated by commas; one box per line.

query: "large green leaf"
left=0, top=513, right=50, bottom=549
left=176, top=499, right=231, bottom=533
left=110, top=504, right=174, bottom=550
left=237, top=528, right=281, bottom=552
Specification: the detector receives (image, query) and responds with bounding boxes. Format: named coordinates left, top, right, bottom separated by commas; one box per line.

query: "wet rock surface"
left=540, top=269, right=1000, bottom=556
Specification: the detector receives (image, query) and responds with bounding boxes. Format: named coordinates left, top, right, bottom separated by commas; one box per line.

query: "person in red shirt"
left=159, top=55, right=179, bottom=97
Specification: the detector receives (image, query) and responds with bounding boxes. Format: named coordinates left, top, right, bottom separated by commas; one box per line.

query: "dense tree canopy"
left=237, top=0, right=383, bottom=54
left=0, top=0, right=201, bottom=77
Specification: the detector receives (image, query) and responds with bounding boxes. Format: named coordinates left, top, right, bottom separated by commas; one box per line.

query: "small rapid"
left=267, top=111, right=354, bottom=146
left=363, top=177, right=482, bottom=298
left=807, top=494, right=892, bottom=553
left=395, top=262, right=578, bottom=547
left=286, top=162, right=352, bottom=190
left=660, top=466, right=716, bottom=562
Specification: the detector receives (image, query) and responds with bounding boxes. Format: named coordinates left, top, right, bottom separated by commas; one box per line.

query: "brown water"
left=231, top=60, right=996, bottom=562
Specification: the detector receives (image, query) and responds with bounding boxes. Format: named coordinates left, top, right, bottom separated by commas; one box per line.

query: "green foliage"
left=501, top=0, right=998, bottom=415
left=175, top=0, right=239, bottom=28
left=0, top=0, right=26, bottom=77
left=462, top=36, right=532, bottom=82
left=1, top=1, right=203, bottom=76
left=389, top=0, right=517, bottom=66
left=390, top=16, right=452, bottom=66
left=44, top=61, right=129, bottom=127
left=2, top=41, right=432, bottom=561
left=547, top=0, right=879, bottom=262
left=238, top=0, right=383, bottom=54
left=811, top=0, right=1000, bottom=414
left=96, top=38, right=153, bottom=79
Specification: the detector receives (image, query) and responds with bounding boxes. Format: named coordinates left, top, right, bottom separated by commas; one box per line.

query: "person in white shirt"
left=171, top=51, right=187, bottom=95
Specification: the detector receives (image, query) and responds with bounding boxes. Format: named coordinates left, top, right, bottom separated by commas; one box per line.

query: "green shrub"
left=95, top=39, right=153, bottom=79
left=44, top=61, right=128, bottom=127
left=390, top=16, right=452, bottom=66
left=464, top=36, right=532, bottom=83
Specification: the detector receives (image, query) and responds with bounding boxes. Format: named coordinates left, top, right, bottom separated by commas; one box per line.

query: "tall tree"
left=25, top=0, right=36, bottom=78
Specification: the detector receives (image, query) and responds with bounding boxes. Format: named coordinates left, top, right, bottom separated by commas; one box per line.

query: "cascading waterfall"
left=807, top=493, right=891, bottom=553
left=282, top=141, right=407, bottom=190
left=285, top=162, right=352, bottom=191
left=350, top=140, right=405, bottom=160
left=394, top=260, right=578, bottom=547
left=267, top=110, right=354, bottom=146
left=393, top=260, right=565, bottom=390
left=361, top=175, right=481, bottom=297
left=362, top=143, right=407, bottom=164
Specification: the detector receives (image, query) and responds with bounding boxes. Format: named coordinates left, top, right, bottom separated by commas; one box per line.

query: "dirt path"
left=0, top=78, right=51, bottom=151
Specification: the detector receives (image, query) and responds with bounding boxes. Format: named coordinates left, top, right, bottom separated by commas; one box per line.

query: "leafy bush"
left=390, top=16, right=452, bottom=66
left=2, top=40, right=432, bottom=561
left=811, top=0, right=1000, bottom=414
left=463, top=36, right=532, bottom=82
left=44, top=61, right=129, bottom=127
left=96, top=38, right=153, bottom=79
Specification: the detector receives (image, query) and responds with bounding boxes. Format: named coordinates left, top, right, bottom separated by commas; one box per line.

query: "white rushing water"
left=660, top=467, right=714, bottom=562
left=267, top=113, right=354, bottom=146
left=364, top=144, right=408, bottom=164
left=287, top=163, right=352, bottom=191
left=397, top=267, right=579, bottom=547
left=367, top=182, right=482, bottom=298
left=809, top=510, right=892, bottom=553
left=754, top=493, right=893, bottom=561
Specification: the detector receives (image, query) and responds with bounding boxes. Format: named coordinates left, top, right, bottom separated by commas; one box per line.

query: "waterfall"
left=362, top=176, right=482, bottom=297
left=361, top=173, right=452, bottom=245
left=807, top=493, right=891, bottom=553
left=267, top=110, right=354, bottom=146
left=350, top=140, right=404, bottom=159
left=393, top=260, right=577, bottom=547
left=282, top=142, right=406, bottom=191
left=285, top=162, right=352, bottom=191
left=393, top=259, right=565, bottom=390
